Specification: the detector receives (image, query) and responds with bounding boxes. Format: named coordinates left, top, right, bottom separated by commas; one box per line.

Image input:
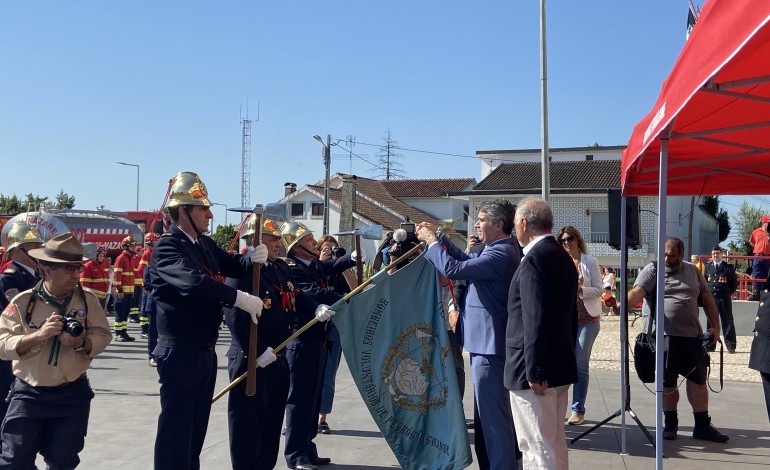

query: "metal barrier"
left=693, top=253, right=770, bottom=300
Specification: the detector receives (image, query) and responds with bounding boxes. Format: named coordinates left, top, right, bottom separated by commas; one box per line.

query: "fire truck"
left=0, top=210, right=144, bottom=259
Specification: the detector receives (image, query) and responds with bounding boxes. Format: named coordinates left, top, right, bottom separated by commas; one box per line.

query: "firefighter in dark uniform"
left=281, top=221, right=356, bottom=470
left=750, top=281, right=770, bottom=424
left=705, top=245, right=738, bottom=353
left=0, top=221, right=44, bottom=419
left=0, top=233, right=112, bottom=469
left=225, top=215, right=321, bottom=470
left=149, top=171, right=268, bottom=470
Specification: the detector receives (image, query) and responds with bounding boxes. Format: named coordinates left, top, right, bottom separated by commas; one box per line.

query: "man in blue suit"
left=417, top=199, right=522, bottom=469
left=505, top=197, right=577, bottom=469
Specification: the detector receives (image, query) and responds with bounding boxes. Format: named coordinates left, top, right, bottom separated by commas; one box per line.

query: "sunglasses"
left=560, top=236, right=575, bottom=245
left=53, top=264, right=85, bottom=274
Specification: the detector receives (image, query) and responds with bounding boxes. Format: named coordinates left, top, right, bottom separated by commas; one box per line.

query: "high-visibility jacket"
left=114, top=251, right=135, bottom=295
left=133, top=253, right=142, bottom=288
left=137, top=247, right=152, bottom=287
left=80, top=258, right=111, bottom=299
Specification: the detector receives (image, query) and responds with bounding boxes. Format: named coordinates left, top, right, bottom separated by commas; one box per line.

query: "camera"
left=331, top=246, right=346, bottom=258
left=389, top=221, right=419, bottom=260
left=702, top=332, right=716, bottom=351
left=62, top=313, right=85, bottom=337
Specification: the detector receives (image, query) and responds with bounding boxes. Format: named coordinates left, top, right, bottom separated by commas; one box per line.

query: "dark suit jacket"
left=750, top=285, right=770, bottom=374
left=504, top=236, right=578, bottom=391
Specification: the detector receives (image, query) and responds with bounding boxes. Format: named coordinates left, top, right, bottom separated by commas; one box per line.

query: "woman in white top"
left=602, top=267, right=617, bottom=293
left=558, top=226, right=603, bottom=425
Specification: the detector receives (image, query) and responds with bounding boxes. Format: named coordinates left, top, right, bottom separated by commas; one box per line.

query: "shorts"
left=663, top=336, right=708, bottom=387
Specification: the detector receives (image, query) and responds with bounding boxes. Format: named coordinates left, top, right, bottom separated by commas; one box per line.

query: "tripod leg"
left=627, top=409, right=656, bottom=447
left=569, top=408, right=622, bottom=444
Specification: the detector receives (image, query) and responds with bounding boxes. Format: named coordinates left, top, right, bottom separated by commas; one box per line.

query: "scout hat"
left=27, top=233, right=88, bottom=264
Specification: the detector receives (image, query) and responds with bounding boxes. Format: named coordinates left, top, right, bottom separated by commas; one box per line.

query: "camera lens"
left=331, top=246, right=346, bottom=257
left=64, top=318, right=85, bottom=337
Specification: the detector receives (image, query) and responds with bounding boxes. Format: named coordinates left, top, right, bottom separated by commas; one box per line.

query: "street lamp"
left=210, top=202, right=228, bottom=233
left=313, top=134, right=331, bottom=235
left=116, top=162, right=140, bottom=210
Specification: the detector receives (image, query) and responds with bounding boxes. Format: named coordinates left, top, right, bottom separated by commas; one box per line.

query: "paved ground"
left=42, top=320, right=770, bottom=469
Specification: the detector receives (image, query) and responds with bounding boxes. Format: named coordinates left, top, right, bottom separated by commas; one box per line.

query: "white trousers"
left=509, top=384, right=570, bottom=470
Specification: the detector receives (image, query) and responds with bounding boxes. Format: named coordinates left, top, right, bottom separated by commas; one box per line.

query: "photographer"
left=627, top=237, right=728, bottom=442
left=0, top=233, right=112, bottom=468
left=748, top=215, right=770, bottom=300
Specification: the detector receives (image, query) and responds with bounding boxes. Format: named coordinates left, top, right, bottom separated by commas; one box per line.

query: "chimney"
left=284, top=182, right=297, bottom=197
left=339, top=175, right=357, bottom=253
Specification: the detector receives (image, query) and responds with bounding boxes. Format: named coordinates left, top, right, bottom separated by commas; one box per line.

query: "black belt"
left=18, top=374, right=87, bottom=389
left=158, top=335, right=217, bottom=350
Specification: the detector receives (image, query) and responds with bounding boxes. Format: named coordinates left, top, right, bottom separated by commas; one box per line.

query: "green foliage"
left=54, top=190, right=76, bottom=210
left=734, top=201, right=766, bottom=242
left=727, top=240, right=749, bottom=256
left=0, top=193, right=49, bottom=215
left=210, top=224, right=238, bottom=252
left=702, top=196, right=731, bottom=242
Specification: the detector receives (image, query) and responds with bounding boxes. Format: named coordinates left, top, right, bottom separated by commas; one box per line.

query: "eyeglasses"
left=54, top=264, right=85, bottom=274
left=560, top=236, right=575, bottom=245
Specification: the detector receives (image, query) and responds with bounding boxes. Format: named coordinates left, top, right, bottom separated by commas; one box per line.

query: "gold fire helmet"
left=167, top=171, right=211, bottom=208
left=5, top=221, right=44, bottom=251
left=280, top=221, right=312, bottom=253
left=241, top=215, right=282, bottom=240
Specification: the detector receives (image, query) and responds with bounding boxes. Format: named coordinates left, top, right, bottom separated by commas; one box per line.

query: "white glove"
left=351, top=248, right=366, bottom=263
left=235, top=290, right=263, bottom=324
left=257, top=347, right=277, bottom=368
left=248, top=244, right=268, bottom=264
left=315, top=304, right=335, bottom=322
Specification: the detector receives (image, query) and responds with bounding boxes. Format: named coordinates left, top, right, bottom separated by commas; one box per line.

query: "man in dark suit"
left=705, top=245, right=738, bottom=353
left=750, top=280, right=770, bottom=424
left=505, top=197, right=577, bottom=469
left=417, top=199, right=522, bottom=469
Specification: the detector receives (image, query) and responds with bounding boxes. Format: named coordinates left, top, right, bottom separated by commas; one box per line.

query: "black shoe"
left=141, top=333, right=149, bottom=339
left=318, top=421, right=331, bottom=434
left=465, top=419, right=474, bottom=429
left=129, top=316, right=140, bottom=323
left=114, top=333, right=136, bottom=342
left=693, top=420, right=729, bottom=442
left=290, top=464, right=318, bottom=470
left=662, top=426, right=678, bottom=440
left=310, top=456, right=331, bottom=465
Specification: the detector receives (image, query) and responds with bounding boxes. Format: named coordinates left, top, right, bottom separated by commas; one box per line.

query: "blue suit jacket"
left=424, top=236, right=521, bottom=355
left=504, top=236, right=578, bottom=390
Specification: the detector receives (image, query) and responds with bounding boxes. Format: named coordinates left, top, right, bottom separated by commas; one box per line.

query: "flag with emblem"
left=331, top=253, right=472, bottom=470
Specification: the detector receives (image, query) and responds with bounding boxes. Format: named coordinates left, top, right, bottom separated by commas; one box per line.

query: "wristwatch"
left=74, top=338, right=88, bottom=352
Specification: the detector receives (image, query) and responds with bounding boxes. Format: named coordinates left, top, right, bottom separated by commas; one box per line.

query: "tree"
left=702, top=196, right=731, bottom=242
left=54, top=190, right=76, bottom=210
left=369, top=128, right=406, bottom=180
left=0, top=193, right=49, bottom=215
left=210, top=224, right=238, bottom=252
left=734, top=200, right=766, bottom=243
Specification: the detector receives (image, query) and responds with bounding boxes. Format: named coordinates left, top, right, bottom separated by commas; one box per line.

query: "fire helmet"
left=280, top=221, right=312, bottom=253
left=241, top=215, right=282, bottom=239
left=167, top=171, right=211, bottom=208
left=96, top=244, right=107, bottom=255
left=121, top=235, right=136, bottom=247
left=5, top=221, right=44, bottom=251
left=144, top=233, right=160, bottom=244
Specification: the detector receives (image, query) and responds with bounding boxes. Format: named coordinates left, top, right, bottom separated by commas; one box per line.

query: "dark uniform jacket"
left=224, top=259, right=318, bottom=356
left=705, top=261, right=738, bottom=297
left=749, top=286, right=770, bottom=374
left=0, top=262, right=38, bottom=311
left=149, top=225, right=251, bottom=349
left=286, top=254, right=355, bottom=341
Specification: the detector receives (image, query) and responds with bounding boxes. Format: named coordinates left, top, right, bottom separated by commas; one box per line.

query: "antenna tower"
left=240, top=100, right=260, bottom=208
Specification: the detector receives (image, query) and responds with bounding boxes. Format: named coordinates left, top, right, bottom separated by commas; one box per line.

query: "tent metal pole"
left=619, top=196, right=628, bottom=453
left=655, top=138, right=669, bottom=470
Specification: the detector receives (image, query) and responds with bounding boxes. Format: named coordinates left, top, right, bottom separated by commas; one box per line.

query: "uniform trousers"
left=284, top=337, right=327, bottom=468
left=761, top=371, right=770, bottom=424
left=708, top=295, right=736, bottom=350
left=0, top=376, right=93, bottom=470
left=509, top=384, right=570, bottom=470
left=153, top=346, right=217, bottom=470
left=227, top=351, right=290, bottom=470
left=0, top=361, right=14, bottom=419
left=114, top=293, right=133, bottom=332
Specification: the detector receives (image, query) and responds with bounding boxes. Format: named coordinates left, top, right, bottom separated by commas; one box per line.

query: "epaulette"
left=286, top=259, right=296, bottom=267
left=3, top=268, right=16, bottom=274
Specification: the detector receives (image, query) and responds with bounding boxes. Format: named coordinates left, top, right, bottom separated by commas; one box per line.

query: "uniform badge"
left=2, top=303, right=18, bottom=317
left=4, top=288, right=19, bottom=302
left=287, top=282, right=294, bottom=291
left=76, top=309, right=87, bottom=318
left=263, top=293, right=272, bottom=310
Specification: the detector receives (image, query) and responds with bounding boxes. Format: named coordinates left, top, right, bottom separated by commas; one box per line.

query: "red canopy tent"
left=619, top=2, right=770, bottom=467
left=622, top=0, right=770, bottom=196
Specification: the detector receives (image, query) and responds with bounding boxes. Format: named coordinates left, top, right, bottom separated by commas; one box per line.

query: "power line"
left=353, top=140, right=477, bottom=159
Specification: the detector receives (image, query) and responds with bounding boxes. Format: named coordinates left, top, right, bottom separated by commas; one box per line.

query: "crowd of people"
left=0, top=171, right=768, bottom=469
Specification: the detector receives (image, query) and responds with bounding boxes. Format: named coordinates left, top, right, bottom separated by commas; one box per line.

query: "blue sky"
left=0, top=1, right=758, bottom=239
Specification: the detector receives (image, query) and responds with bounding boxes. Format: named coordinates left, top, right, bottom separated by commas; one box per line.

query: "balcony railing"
left=590, top=231, right=609, bottom=243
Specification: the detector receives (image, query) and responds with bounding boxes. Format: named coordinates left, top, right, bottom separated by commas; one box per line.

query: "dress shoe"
left=114, top=333, right=136, bottom=342
left=567, top=413, right=584, bottom=425
left=148, top=357, right=157, bottom=367
left=310, top=456, right=331, bottom=465
left=318, top=421, right=331, bottom=434
left=290, top=464, right=318, bottom=470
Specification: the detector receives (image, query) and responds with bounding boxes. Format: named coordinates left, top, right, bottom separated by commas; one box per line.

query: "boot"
left=663, top=411, right=678, bottom=440
left=114, top=331, right=136, bottom=342
left=692, top=412, right=729, bottom=442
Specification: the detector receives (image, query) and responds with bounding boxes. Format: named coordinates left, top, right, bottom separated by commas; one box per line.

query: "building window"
left=463, top=204, right=469, bottom=222
left=311, top=203, right=324, bottom=217
left=586, top=154, right=594, bottom=161
left=590, top=211, right=609, bottom=243
left=290, top=203, right=304, bottom=217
